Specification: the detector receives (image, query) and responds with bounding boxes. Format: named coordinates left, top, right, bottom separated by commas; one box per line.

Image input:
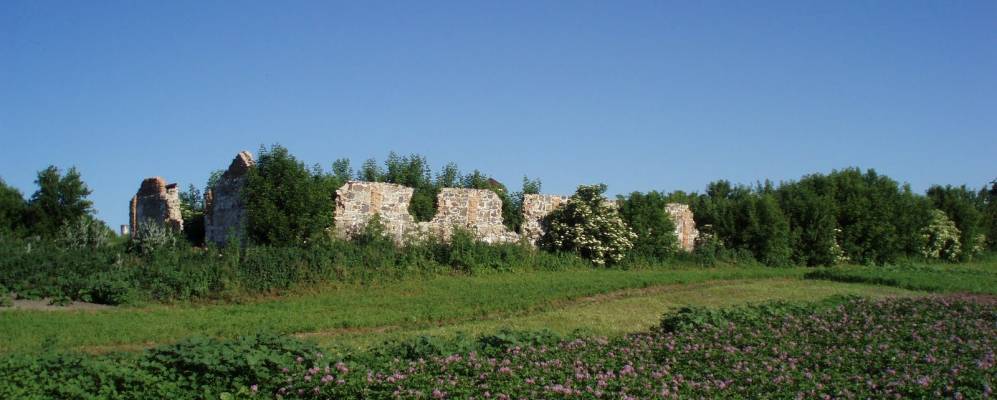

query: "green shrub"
left=0, top=352, right=179, bottom=400
left=243, top=144, right=337, bottom=246
left=921, top=209, right=962, bottom=261
left=57, top=215, right=112, bottom=250
left=0, top=178, right=26, bottom=235
left=540, top=184, right=636, bottom=266
left=928, top=184, right=987, bottom=260
left=139, top=333, right=322, bottom=397
left=617, top=191, right=678, bottom=261
left=127, top=219, right=180, bottom=255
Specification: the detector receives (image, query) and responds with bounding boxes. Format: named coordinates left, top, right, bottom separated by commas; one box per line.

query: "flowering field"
left=275, top=297, right=994, bottom=399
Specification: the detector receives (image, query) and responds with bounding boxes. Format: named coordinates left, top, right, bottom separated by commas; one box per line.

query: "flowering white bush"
left=920, top=209, right=961, bottom=261
left=539, top=184, right=636, bottom=265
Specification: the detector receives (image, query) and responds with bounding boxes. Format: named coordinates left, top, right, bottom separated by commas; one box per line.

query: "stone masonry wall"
left=129, top=177, right=183, bottom=235
left=334, top=181, right=415, bottom=243
left=205, top=151, right=254, bottom=245
left=186, top=151, right=701, bottom=252
left=665, top=203, right=699, bottom=252
left=422, top=188, right=519, bottom=244
left=520, top=194, right=569, bottom=245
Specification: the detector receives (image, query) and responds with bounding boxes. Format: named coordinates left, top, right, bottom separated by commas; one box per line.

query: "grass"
left=805, top=256, right=997, bottom=294
left=313, top=278, right=918, bottom=350
left=0, top=265, right=923, bottom=354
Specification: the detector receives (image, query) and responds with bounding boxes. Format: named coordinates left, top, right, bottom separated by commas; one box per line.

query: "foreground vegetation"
left=0, top=268, right=812, bottom=353
left=2, top=296, right=992, bottom=399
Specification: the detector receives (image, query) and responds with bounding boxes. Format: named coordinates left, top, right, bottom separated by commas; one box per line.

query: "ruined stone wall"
left=334, top=181, right=415, bottom=243
left=334, top=183, right=520, bottom=244
left=205, top=151, right=254, bottom=245
left=665, top=203, right=699, bottom=252
left=129, top=177, right=183, bottom=235
left=520, top=194, right=570, bottom=245
left=423, top=188, right=519, bottom=244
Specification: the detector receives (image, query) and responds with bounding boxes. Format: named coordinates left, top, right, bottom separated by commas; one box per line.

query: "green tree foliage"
left=540, top=184, right=636, bottom=266
left=331, top=158, right=352, bottom=188
left=244, top=145, right=337, bottom=246
left=385, top=152, right=437, bottom=222
left=0, top=178, right=26, bottom=235
left=24, top=166, right=94, bottom=237
left=689, top=181, right=792, bottom=265
left=776, top=175, right=840, bottom=266
left=927, top=185, right=986, bottom=260
left=742, top=193, right=793, bottom=266
left=617, top=191, right=678, bottom=260
left=178, top=184, right=206, bottom=246
left=985, top=179, right=997, bottom=250
left=56, top=215, right=112, bottom=250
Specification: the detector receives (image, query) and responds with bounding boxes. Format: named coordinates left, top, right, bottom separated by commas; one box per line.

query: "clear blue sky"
left=2, top=1, right=995, bottom=229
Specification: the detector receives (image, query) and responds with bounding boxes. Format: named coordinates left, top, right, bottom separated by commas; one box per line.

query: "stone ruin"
left=425, top=188, right=521, bottom=243
left=334, top=181, right=415, bottom=242
left=139, top=151, right=700, bottom=252
left=333, top=183, right=520, bottom=244
left=665, top=203, right=699, bottom=252
left=204, top=151, right=254, bottom=245
left=520, top=194, right=569, bottom=245
left=129, top=177, right=183, bottom=235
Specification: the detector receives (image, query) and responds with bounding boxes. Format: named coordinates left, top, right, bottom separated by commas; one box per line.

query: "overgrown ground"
left=1, top=258, right=995, bottom=398
left=0, top=264, right=934, bottom=354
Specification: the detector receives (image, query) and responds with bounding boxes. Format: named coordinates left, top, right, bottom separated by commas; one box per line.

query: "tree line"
left=1, top=145, right=994, bottom=267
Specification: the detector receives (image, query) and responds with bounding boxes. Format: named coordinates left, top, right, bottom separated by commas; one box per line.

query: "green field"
left=2, top=259, right=995, bottom=399
left=0, top=265, right=929, bottom=354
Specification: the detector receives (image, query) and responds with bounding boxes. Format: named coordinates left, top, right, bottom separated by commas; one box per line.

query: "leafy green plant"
left=617, top=191, right=678, bottom=261
left=540, top=184, right=637, bottom=265
left=920, top=209, right=962, bottom=261
left=56, top=215, right=112, bottom=250
left=127, top=218, right=180, bottom=255
left=243, top=144, right=337, bottom=246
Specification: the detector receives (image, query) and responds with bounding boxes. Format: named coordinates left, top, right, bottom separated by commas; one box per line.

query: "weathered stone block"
left=665, top=203, right=699, bottom=252
left=520, top=194, right=569, bottom=245
left=129, top=177, right=183, bottom=235
left=205, top=151, right=254, bottom=245
left=334, top=181, right=415, bottom=243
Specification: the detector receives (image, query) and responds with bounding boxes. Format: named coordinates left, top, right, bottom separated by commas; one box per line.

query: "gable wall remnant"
left=129, top=177, right=183, bottom=235
left=205, top=151, right=254, bottom=245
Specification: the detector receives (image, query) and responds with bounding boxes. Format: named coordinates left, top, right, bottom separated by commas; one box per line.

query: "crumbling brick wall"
left=129, top=177, right=183, bottom=235
left=205, top=151, right=254, bottom=245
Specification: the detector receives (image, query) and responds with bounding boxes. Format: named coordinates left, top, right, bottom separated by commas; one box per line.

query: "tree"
left=331, top=158, right=352, bottom=188
left=179, top=184, right=206, bottom=245
left=540, top=184, right=636, bottom=266
left=985, top=179, right=997, bottom=250
left=777, top=176, right=840, bottom=266
left=24, top=166, right=94, bottom=237
left=0, top=178, right=26, bottom=235
left=617, top=191, right=678, bottom=261
left=243, top=145, right=336, bottom=246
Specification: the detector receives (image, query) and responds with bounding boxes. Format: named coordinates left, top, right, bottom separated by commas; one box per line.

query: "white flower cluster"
left=542, top=184, right=637, bottom=265
left=920, top=209, right=961, bottom=261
